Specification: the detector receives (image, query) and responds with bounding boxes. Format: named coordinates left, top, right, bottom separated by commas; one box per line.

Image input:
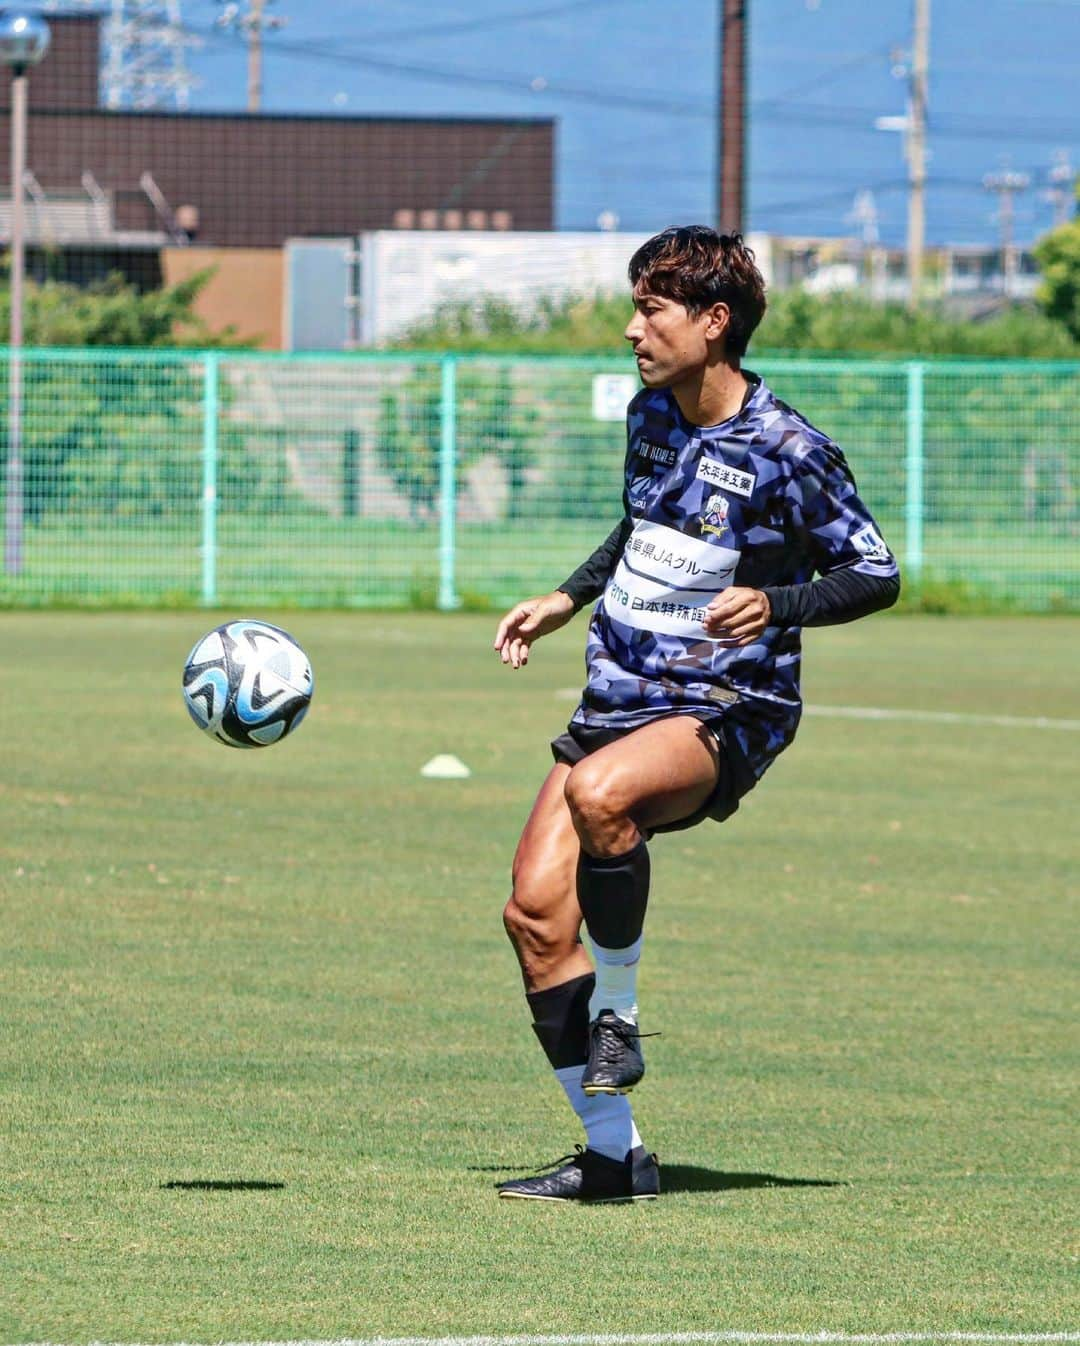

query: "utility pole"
left=1044, top=149, right=1076, bottom=229
left=718, top=0, right=746, bottom=234
left=906, top=0, right=930, bottom=307
left=983, top=169, right=1030, bottom=297
left=0, top=11, right=50, bottom=579
left=216, top=0, right=286, bottom=112
left=247, top=0, right=262, bottom=110
left=849, top=189, right=886, bottom=300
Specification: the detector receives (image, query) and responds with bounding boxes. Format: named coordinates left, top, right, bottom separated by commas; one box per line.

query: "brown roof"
left=0, top=16, right=554, bottom=247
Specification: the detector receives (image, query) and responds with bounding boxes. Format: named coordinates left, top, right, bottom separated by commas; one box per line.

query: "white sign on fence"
left=591, top=374, right=638, bottom=422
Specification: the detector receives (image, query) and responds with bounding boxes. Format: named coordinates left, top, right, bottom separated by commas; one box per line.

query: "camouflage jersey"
left=570, top=374, right=899, bottom=779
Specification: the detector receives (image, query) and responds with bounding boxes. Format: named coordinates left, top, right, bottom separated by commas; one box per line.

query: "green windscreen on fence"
left=0, top=349, right=1076, bottom=612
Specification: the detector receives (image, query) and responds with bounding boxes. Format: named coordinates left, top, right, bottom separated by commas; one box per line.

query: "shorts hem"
left=550, top=712, right=756, bottom=832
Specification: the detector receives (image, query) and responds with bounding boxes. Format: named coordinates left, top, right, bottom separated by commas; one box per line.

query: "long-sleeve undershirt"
left=558, top=516, right=900, bottom=628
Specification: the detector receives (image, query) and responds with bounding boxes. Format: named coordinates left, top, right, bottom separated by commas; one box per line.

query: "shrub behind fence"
left=0, top=349, right=1076, bottom=611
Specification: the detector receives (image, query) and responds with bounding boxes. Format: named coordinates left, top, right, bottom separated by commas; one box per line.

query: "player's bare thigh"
left=505, top=763, right=592, bottom=991
left=564, top=714, right=721, bottom=855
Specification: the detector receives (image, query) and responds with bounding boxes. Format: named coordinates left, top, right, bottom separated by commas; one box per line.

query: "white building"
left=282, top=229, right=1043, bottom=352
left=284, top=230, right=775, bottom=351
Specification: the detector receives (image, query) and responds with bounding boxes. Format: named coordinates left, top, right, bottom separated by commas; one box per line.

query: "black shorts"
left=550, top=711, right=758, bottom=834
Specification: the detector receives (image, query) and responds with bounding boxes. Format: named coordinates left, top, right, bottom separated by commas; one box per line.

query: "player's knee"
left=564, top=759, right=625, bottom=837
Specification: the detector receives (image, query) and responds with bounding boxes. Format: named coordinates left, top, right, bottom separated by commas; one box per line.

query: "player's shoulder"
left=627, top=385, right=670, bottom=422
left=626, top=385, right=680, bottom=444
left=627, top=385, right=654, bottom=415
left=752, top=378, right=846, bottom=474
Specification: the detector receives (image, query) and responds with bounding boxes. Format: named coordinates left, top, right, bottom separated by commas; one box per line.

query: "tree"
left=0, top=266, right=242, bottom=348
left=0, top=268, right=273, bottom=522
left=394, top=286, right=1080, bottom=358
left=1034, top=215, right=1080, bottom=344
left=374, top=362, right=539, bottom=522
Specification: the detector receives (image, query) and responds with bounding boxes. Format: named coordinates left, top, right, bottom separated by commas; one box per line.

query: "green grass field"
left=2, top=611, right=1078, bottom=1343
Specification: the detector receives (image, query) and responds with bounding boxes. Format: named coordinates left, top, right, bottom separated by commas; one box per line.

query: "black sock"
left=526, top=972, right=595, bottom=1069
left=576, top=838, right=650, bottom=951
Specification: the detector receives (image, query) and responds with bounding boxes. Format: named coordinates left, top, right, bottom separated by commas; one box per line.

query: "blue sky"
left=62, top=0, right=1080, bottom=246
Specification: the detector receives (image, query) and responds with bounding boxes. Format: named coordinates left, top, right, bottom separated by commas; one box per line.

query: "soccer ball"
left=182, top=619, right=313, bottom=749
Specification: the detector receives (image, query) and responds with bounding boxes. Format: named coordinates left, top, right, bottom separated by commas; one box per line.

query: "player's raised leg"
left=563, top=714, right=721, bottom=1095
left=500, top=764, right=658, bottom=1202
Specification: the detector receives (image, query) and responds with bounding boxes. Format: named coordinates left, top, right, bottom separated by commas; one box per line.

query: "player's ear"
left=703, top=302, right=731, bottom=342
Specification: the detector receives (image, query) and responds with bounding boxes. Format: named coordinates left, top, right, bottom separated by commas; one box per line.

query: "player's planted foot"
left=581, top=1008, right=649, bottom=1095
left=497, top=1144, right=659, bottom=1203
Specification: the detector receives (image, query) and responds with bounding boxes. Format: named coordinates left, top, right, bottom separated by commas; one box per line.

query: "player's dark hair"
left=628, top=225, right=767, bottom=359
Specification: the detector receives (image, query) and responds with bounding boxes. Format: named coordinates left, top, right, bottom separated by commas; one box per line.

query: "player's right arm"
left=493, top=513, right=632, bottom=669
left=493, top=590, right=576, bottom=669
left=556, top=515, right=633, bottom=613
left=495, top=409, right=637, bottom=670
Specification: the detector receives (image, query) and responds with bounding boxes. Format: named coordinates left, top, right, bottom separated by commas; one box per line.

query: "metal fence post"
left=201, top=351, right=219, bottom=606
left=343, top=427, right=360, bottom=517
left=438, top=354, right=460, bottom=610
left=905, top=361, right=925, bottom=582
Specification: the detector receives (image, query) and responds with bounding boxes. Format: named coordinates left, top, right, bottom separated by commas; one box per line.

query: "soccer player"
left=493, top=226, right=900, bottom=1203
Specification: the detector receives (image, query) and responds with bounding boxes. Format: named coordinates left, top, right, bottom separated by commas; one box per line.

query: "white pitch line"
left=802, top=706, right=1080, bottom=732
left=29, top=1333, right=1080, bottom=1346
left=552, top=689, right=1080, bottom=732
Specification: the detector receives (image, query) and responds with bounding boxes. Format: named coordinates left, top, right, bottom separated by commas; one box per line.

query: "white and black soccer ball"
left=182, top=620, right=313, bottom=749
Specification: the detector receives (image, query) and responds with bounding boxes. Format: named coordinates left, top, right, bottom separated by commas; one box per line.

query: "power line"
left=753, top=178, right=909, bottom=216
left=186, top=17, right=1080, bottom=150
left=753, top=42, right=897, bottom=108
left=190, top=18, right=709, bottom=114
left=308, top=0, right=642, bottom=48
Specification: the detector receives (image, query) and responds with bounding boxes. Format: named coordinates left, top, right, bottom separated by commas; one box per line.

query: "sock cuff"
left=525, top=971, right=595, bottom=1016
left=590, top=933, right=644, bottom=963
left=579, top=838, right=648, bottom=871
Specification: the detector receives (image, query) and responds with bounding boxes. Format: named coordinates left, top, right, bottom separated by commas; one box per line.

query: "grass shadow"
left=469, top=1160, right=844, bottom=1193
left=160, top=1180, right=286, bottom=1192
left=661, top=1165, right=845, bottom=1194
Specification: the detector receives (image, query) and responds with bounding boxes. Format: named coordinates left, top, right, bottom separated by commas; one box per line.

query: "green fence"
left=0, top=348, right=1077, bottom=611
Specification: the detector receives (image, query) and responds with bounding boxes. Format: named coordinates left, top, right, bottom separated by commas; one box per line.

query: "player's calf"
left=503, top=880, right=587, bottom=989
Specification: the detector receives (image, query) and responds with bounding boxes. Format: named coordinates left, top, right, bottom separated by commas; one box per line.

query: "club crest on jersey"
left=700, top=491, right=730, bottom=538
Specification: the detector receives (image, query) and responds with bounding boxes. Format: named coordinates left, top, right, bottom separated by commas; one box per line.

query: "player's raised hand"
left=494, top=590, right=576, bottom=669
left=703, top=586, right=771, bottom=646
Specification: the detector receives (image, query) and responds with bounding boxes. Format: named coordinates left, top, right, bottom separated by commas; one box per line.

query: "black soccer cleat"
left=497, top=1145, right=659, bottom=1203
left=581, top=1008, right=651, bottom=1095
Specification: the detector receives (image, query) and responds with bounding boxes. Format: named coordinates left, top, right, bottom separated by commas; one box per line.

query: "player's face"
left=624, top=287, right=728, bottom=388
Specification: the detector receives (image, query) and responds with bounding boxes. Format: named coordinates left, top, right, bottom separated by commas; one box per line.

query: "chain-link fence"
left=0, top=349, right=1077, bottom=611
